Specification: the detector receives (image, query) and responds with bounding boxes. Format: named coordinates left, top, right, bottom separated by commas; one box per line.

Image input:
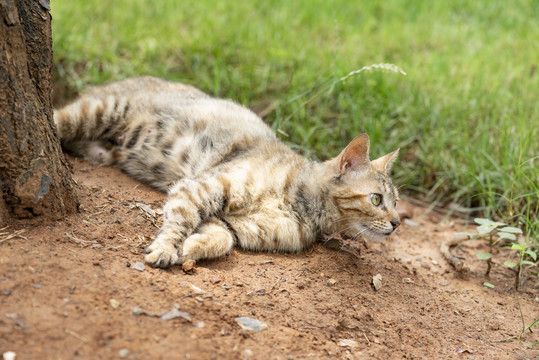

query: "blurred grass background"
left=51, top=0, right=538, bottom=242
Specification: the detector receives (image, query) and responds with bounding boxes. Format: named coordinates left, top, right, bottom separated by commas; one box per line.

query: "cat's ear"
left=371, top=148, right=399, bottom=175
left=337, top=133, right=371, bottom=172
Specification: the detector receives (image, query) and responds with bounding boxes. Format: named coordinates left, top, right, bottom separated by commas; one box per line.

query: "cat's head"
left=324, top=133, right=400, bottom=241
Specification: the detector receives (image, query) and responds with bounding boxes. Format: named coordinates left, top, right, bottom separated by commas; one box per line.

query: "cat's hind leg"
left=144, top=217, right=234, bottom=268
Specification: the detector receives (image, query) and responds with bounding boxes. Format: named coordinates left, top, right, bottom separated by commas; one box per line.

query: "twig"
left=440, top=234, right=471, bottom=271
left=0, top=229, right=28, bottom=244
left=65, top=232, right=97, bottom=246
left=65, top=328, right=88, bottom=343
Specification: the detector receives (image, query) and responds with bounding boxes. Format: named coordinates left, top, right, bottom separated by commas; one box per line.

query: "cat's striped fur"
left=54, top=76, right=401, bottom=268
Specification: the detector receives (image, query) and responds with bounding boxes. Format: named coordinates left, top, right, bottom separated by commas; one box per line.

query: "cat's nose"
left=390, top=219, right=401, bottom=230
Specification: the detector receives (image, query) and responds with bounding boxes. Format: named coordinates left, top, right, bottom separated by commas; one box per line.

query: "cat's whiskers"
left=351, top=227, right=371, bottom=241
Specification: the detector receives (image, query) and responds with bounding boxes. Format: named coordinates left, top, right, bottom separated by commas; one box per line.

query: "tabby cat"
left=54, top=76, right=401, bottom=268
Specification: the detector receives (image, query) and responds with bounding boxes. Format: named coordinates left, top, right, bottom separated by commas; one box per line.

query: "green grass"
left=51, top=0, right=539, bottom=243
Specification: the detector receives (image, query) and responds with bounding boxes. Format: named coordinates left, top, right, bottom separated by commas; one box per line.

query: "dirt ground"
left=1, top=156, right=537, bottom=360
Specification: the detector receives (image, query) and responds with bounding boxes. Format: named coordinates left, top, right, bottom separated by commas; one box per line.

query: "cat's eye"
left=371, top=193, right=382, bottom=206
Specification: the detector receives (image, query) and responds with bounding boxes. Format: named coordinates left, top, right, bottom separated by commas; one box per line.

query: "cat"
left=54, top=76, right=401, bottom=268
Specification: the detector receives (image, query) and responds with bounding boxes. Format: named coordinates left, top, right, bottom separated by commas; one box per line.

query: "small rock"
left=322, top=237, right=342, bottom=250
left=188, top=283, right=205, bottom=294
left=132, top=262, right=145, bottom=272
left=535, top=296, right=539, bottom=303
left=193, top=322, right=205, bottom=328
left=118, top=349, right=130, bottom=358
left=132, top=306, right=144, bottom=316
left=92, top=244, right=102, bottom=248
left=2, top=351, right=16, bottom=360
left=431, top=260, right=439, bottom=266
left=338, top=339, right=358, bottom=348
left=209, top=276, right=221, bottom=284
left=235, top=317, right=268, bottom=332
left=402, top=278, right=414, bottom=283
left=327, top=278, right=337, bottom=286
left=244, top=349, right=253, bottom=356
left=110, top=299, right=120, bottom=308
left=182, top=259, right=196, bottom=273
left=2, top=289, right=11, bottom=296
left=404, top=219, right=420, bottom=227
left=32, top=284, right=42, bottom=289
left=195, top=296, right=204, bottom=302
left=160, top=309, right=192, bottom=322
left=372, top=274, right=383, bottom=291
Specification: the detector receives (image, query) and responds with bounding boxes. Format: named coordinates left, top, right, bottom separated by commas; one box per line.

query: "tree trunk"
left=0, top=0, right=78, bottom=225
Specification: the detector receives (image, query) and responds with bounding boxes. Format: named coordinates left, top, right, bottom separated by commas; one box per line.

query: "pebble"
left=2, top=289, right=11, bottom=296
left=182, top=259, right=196, bottom=272
left=118, top=349, right=130, bottom=358
left=209, top=276, right=221, bottom=284
left=32, top=284, right=42, bottom=289
left=160, top=309, right=192, bottom=322
left=327, top=278, right=337, bottom=286
left=402, top=278, right=414, bottom=283
left=110, top=299, right=120, bottom=308
left=372, top=274, right=383, bottom=291
left=338, top=339, right=358, bottom=348
left=2, top=352, right=16, bottom=360
left=404, top=219, right=420, bottom=227
left=244, top=349, right=253, bottom=356
left=132, top=262, right=145, bottom=272
left=235, top=317, right=268, bottom=332
left=132, top=306, right=145, bottom=316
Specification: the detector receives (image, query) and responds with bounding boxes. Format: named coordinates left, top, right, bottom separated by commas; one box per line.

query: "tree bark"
left=0, top=0, right=78, bottom=225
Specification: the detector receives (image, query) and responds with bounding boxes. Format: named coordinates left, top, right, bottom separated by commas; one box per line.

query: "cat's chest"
left=221, top=197, right=317, bottom=252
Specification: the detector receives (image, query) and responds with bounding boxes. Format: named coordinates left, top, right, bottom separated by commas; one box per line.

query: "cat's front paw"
left=144, top=239, right=181, bottom=268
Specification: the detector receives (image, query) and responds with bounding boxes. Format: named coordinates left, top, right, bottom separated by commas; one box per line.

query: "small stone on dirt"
left=160, top=309, right=192, bottom=322
left=2, top=289, right=11, bottom=296
left=338, top=339, right=358, bottom=348
left=327, top=278, right=337, bottom=286
left=110, top=299, right=120, bottom=308
left=372, top=274, right=383, bottom=291
left=2, top=351, right=16, bottom=360
left=209, top=276, right=221, bottom=284
left=118, top=349, right=130, bottom=358
left=188, top=283, right=205, bottom=294
left=132, top=262, right=145, bottom=272
left=32, top=284, right=42, bottom=289
left=182, top=259, right=196, bottom=273
left=404, top=219, right=420, bottom=227
left=322, top=237, right=342, bottom=250
left=402, top=278, right=414, bottom=283
left=235, top=317, right=268, bottom=332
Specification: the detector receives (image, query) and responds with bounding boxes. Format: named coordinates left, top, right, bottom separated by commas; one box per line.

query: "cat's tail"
left=54, top=95, right=131, bottom=144
left=54, top=95, right=131, bottom=164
